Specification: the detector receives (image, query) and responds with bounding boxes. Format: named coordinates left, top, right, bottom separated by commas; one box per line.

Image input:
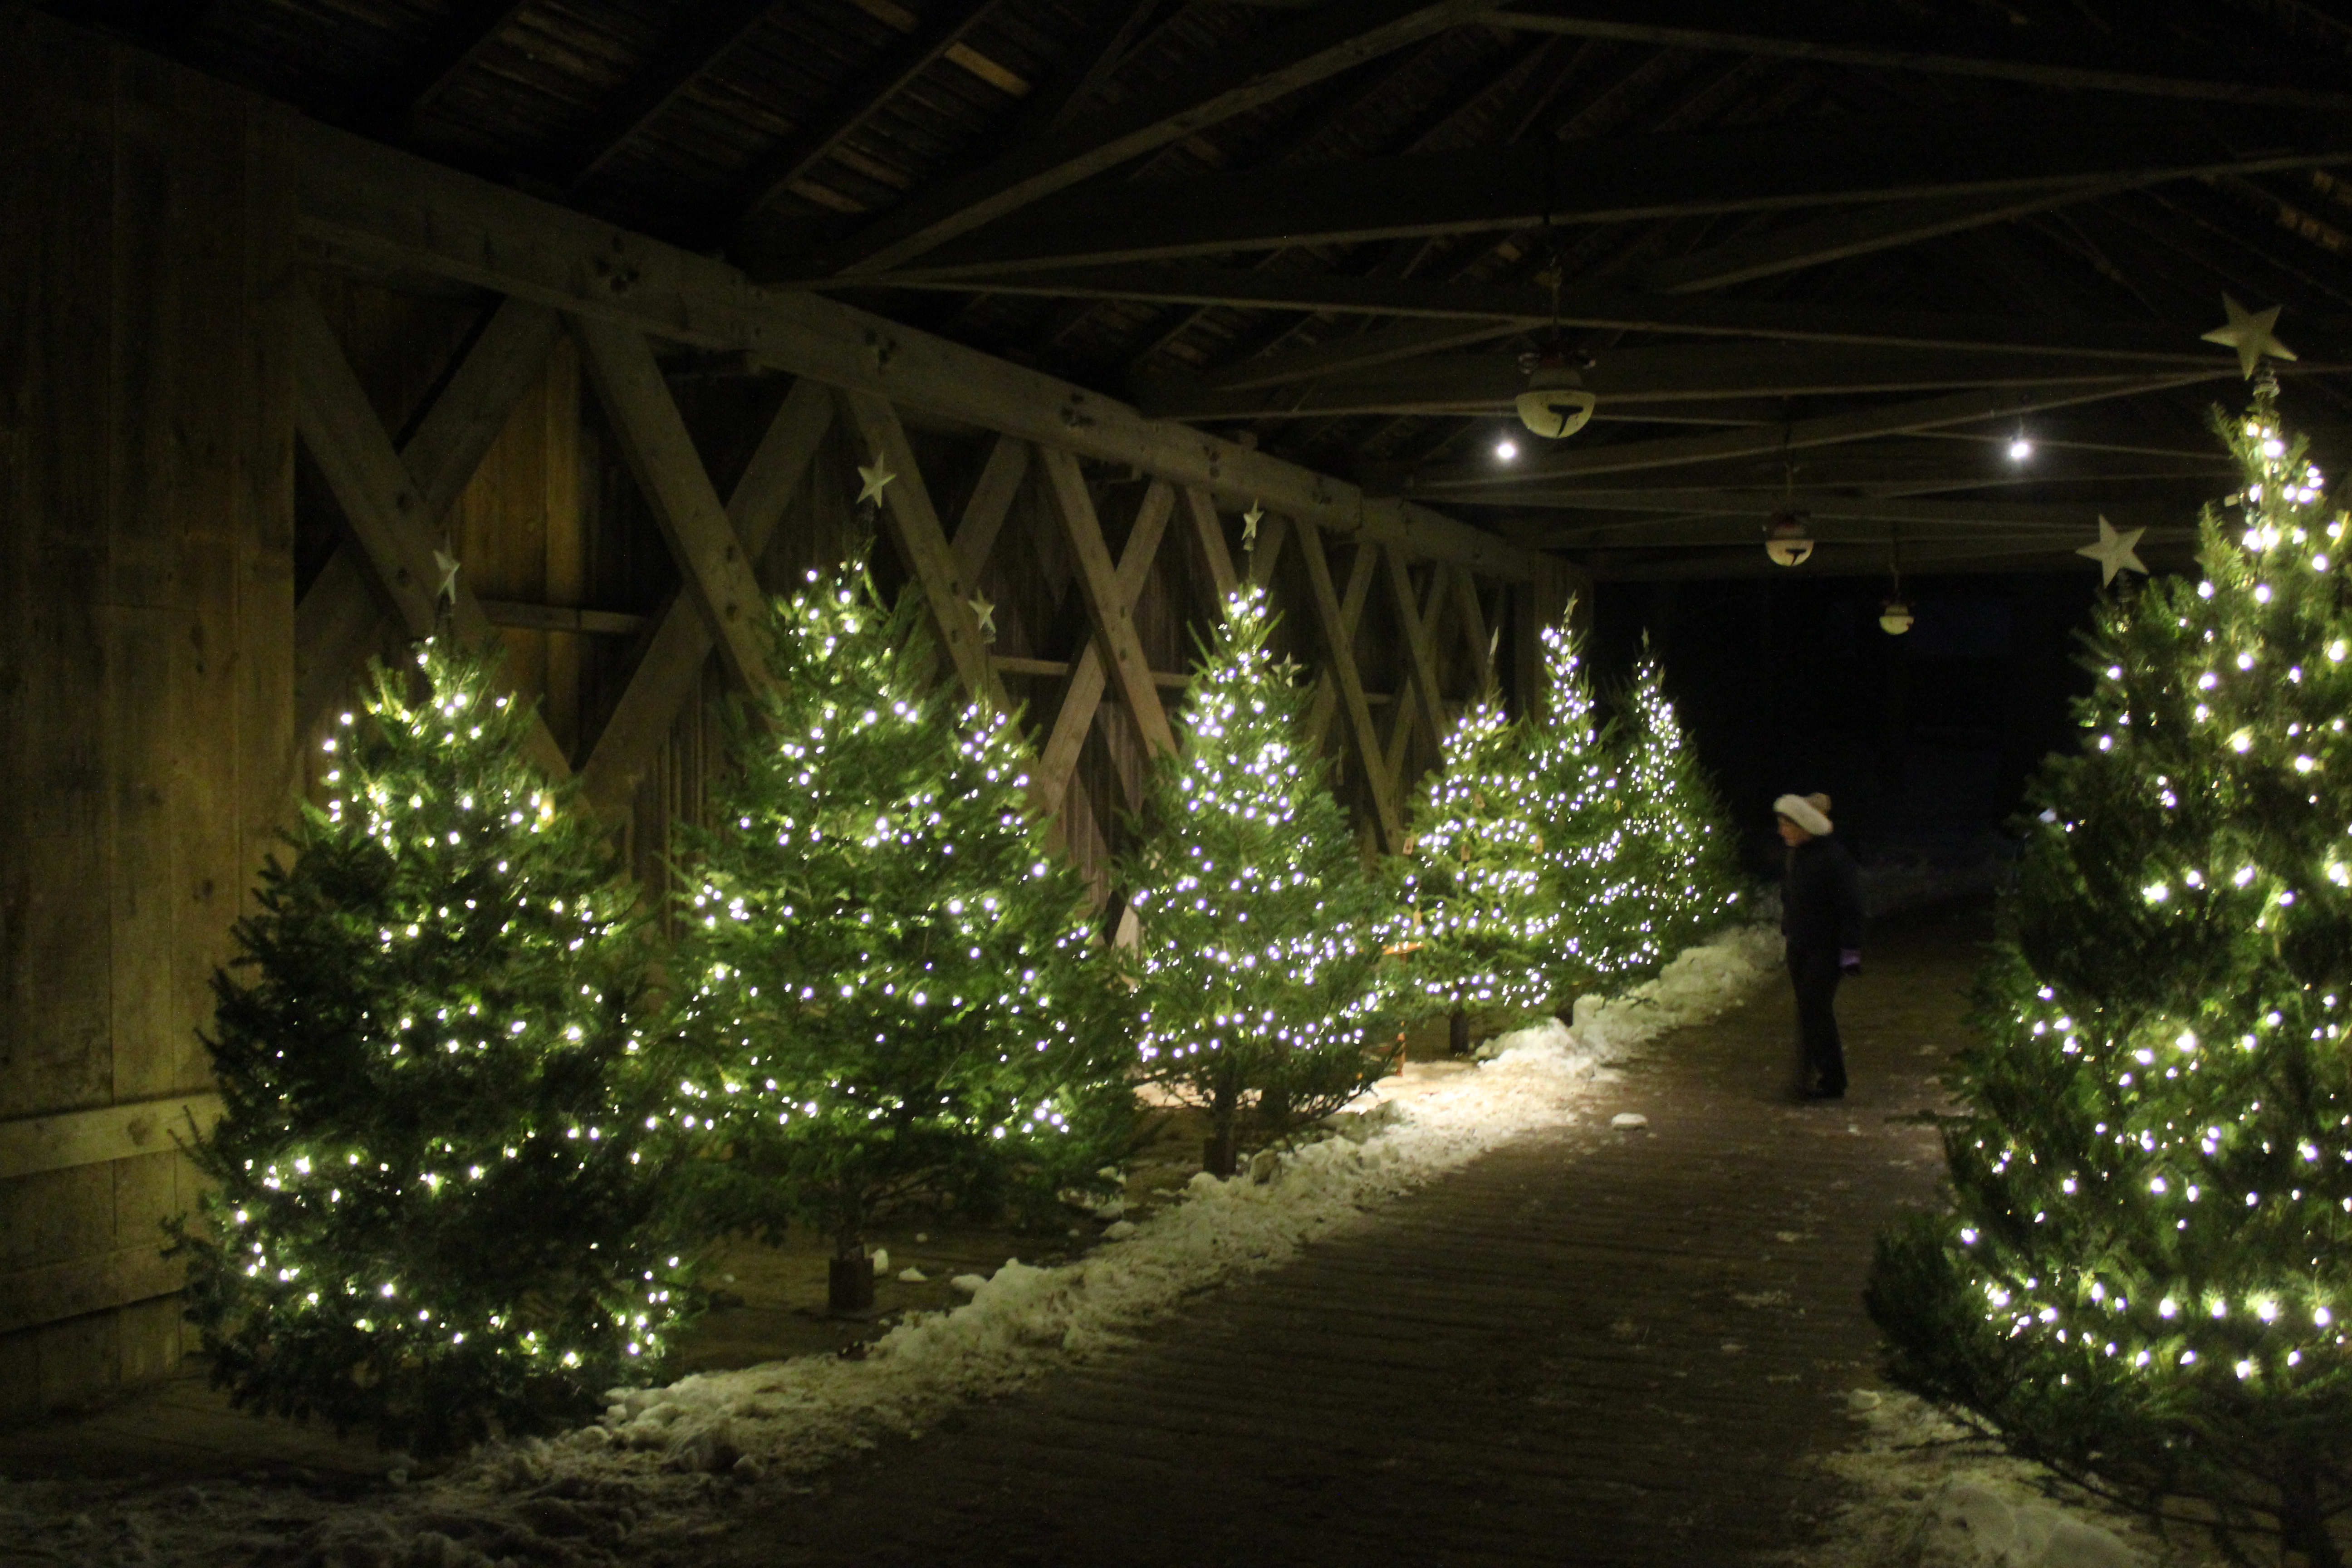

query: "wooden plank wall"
left=0, top=15, right=295, bottom=1415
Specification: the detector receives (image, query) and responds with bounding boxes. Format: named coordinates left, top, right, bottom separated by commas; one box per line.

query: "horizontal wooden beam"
left=1525, top=514, right=2195, bottom=550
left=1639, top=186, right=2134, bottom=294
left=1488, top=7, right=2352, bottom=113
left=995, top=653, right=1189, bottom=689
left=292, top=119, right=1541, bottom=581
left=886, top=263, right=2258, bottom=363
left=1404, top=375, right=2231, bottom=489
left=0, top=1245, right=184, bottom=1338
left=857, top=106, right=2352, bottom=277
left=1584, top=535, right=2197, bottom=580
left=1484, top=489, right=2174, bottom=530
left=0, top=1093, right=223, bottom=1182
left=1142, top=343, right=2237, bottom=421
left=1199, top=318, right=1525, bottom=394
left=476, top=599, right=646, bottom=637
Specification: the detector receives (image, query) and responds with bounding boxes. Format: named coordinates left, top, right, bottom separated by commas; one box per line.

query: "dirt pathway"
left=703, top=899, right=1984, bottom=1568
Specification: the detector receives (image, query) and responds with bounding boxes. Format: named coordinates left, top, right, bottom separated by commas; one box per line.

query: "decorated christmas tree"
left=674, top=554, right=1127, bottom=1311
left=174, top=637, right=685, bottom=1455
left=1868, top=381, right=2352, bottom=1564
left=1400, top=691, right=1553, bottom=1052
left=1523, top=622, right=1645, bottom=1001
left=1614, top=645, right=1744, bottom=967
left=1122, top=584, right=1398, bottom=1176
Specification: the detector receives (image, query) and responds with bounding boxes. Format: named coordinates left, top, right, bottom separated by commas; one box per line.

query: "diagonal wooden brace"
left=1295, top=518, right=1401, bottom=853
left=1385, top=546, right=1451, bottom=760
left=838, top=390, right=1005, bottom=707
left=1034, top=478, right=1175, bottom=812
left=291, top=289, right=571, bottom=778
left=573, top=316, right=779, bottom=701
left=1038, top=447, right=1179, bottom=760
left=576, top=377, right=833, bottom=823
left=295, top=295, right=567, bottom=738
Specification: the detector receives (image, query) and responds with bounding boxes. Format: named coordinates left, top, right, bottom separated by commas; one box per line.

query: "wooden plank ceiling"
left=82, top=0, right=2352, bottom=578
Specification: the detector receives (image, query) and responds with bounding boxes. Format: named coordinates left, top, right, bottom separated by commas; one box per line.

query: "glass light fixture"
left=1765, top=510, right=1814, bottom=567
left=1515, top=350, right=1596, bottom=439
left=1880, top=522, right=1913, bottom=634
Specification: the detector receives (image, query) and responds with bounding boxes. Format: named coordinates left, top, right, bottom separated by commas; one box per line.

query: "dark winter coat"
left=1782, top=835, right=1864, bottom=952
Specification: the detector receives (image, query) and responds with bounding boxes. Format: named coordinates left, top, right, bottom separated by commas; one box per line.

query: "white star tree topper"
left=967, top=592, right=995, bottom=642
left=432, top=546, right=462, bottom=605
left=856, top=460, right=897, bottom=505
left=2076, top=514, right=2148, bottom=587
left=1241, top=502, right=1264, bottom=550
left=2202, top=295, right=2298, bottom=380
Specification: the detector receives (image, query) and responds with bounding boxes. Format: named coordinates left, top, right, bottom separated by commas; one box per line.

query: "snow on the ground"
left=9, top=917, right=2146, bottom=1568
left=1774, top=1389, right=2220, bottom=1568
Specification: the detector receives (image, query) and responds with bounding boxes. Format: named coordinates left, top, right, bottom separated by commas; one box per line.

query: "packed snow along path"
left=0, top=902, right=2194, bottom=1566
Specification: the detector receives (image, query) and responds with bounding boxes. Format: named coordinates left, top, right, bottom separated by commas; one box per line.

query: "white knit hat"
left=1774, top=792, right=1833, bottom=837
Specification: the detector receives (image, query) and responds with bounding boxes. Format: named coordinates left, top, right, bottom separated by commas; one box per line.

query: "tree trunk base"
left=1448, top=1008, right=1470, bottom=1056
left=1203, top=1133, right=1238, bottom=1179
left=827, top=1254, right=875, bottom=1316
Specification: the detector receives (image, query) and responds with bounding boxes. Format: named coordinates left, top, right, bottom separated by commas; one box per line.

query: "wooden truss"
left=286, top=121, right=1555, bottom=868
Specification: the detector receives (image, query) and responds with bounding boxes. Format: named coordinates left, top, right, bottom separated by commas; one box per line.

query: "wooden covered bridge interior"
left=5, top=0, right=2351, bottom=1416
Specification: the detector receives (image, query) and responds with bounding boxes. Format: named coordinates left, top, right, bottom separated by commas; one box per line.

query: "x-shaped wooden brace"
left=573, top=372, right=833, bottom=823
left=1034, top=473, right=1177, bottom=816
left=1040, top=447, right=1179, bottom=770
left=291, top=289, right=570, bottom=777
left=1379, top=551, right=1459, bottom=803
left=1300, top=535, right=1378, bottom=760
left=1294, top=518, right=1403, bottom=854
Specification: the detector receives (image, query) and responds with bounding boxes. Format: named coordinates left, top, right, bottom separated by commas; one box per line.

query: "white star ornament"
left=2076, top=515, right=2148, bottom=587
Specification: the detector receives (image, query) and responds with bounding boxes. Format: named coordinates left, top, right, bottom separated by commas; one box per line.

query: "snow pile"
left=1, top=922, right=1782, bottom=1568
left=1781, top=1390, right=2210, bottom=1568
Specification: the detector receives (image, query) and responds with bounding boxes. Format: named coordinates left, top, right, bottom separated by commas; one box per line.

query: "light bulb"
left=1495, top=438, right=1519, bottom=461
left=2008, top=435, right=2034, bottom=461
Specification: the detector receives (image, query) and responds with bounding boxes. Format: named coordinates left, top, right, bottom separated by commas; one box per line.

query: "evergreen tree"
left=1123, top=584, right=1397, bottom=1175
left=1615, top=645, right=1746, bottom=967
left=674, top=554, right=1126, bottom=1304
left=1400, top=692, right=1553, bottom=1050
left=1523, top=622, right=1645, bottom=1001
left=1868, top=384, right=2352, bottom=1565
left=174, top=638, right=685, bottom=1455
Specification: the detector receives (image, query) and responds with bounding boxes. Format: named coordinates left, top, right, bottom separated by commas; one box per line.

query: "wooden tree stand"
left=828, top=1253, right=876, bottom=1316
left=1202, top=1132, right=1239, bottom=1180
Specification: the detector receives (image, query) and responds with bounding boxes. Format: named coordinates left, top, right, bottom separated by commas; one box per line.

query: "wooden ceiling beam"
left=876, top=263, right=2288, bottom=363
left=1094, top=31, right=1504, bottom=362
left=1142, top=343, right=2244, bottom=421
left=560, top=0, right=781, bottom=192
left=1197, top=317, right=1528, bottom=393
left=731, top=0, right=1007, bottom=225
left=1479, top=490, right=2176, bottom=536
left=791, top=0, right=1504, bottom=278
left=1581, top=536, right=2194, bottom=580
left=1029, top=0, right=1169, bottom=135
left=1640, top=186, right=2135, bottom=294
left=384, top=0, right=533, bottom=132
left=1486, top=6, right=2352, bottom=113
left=1404, top=373, right=2230, bottom=489
left=846, top=106, right=2352, bottom=279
